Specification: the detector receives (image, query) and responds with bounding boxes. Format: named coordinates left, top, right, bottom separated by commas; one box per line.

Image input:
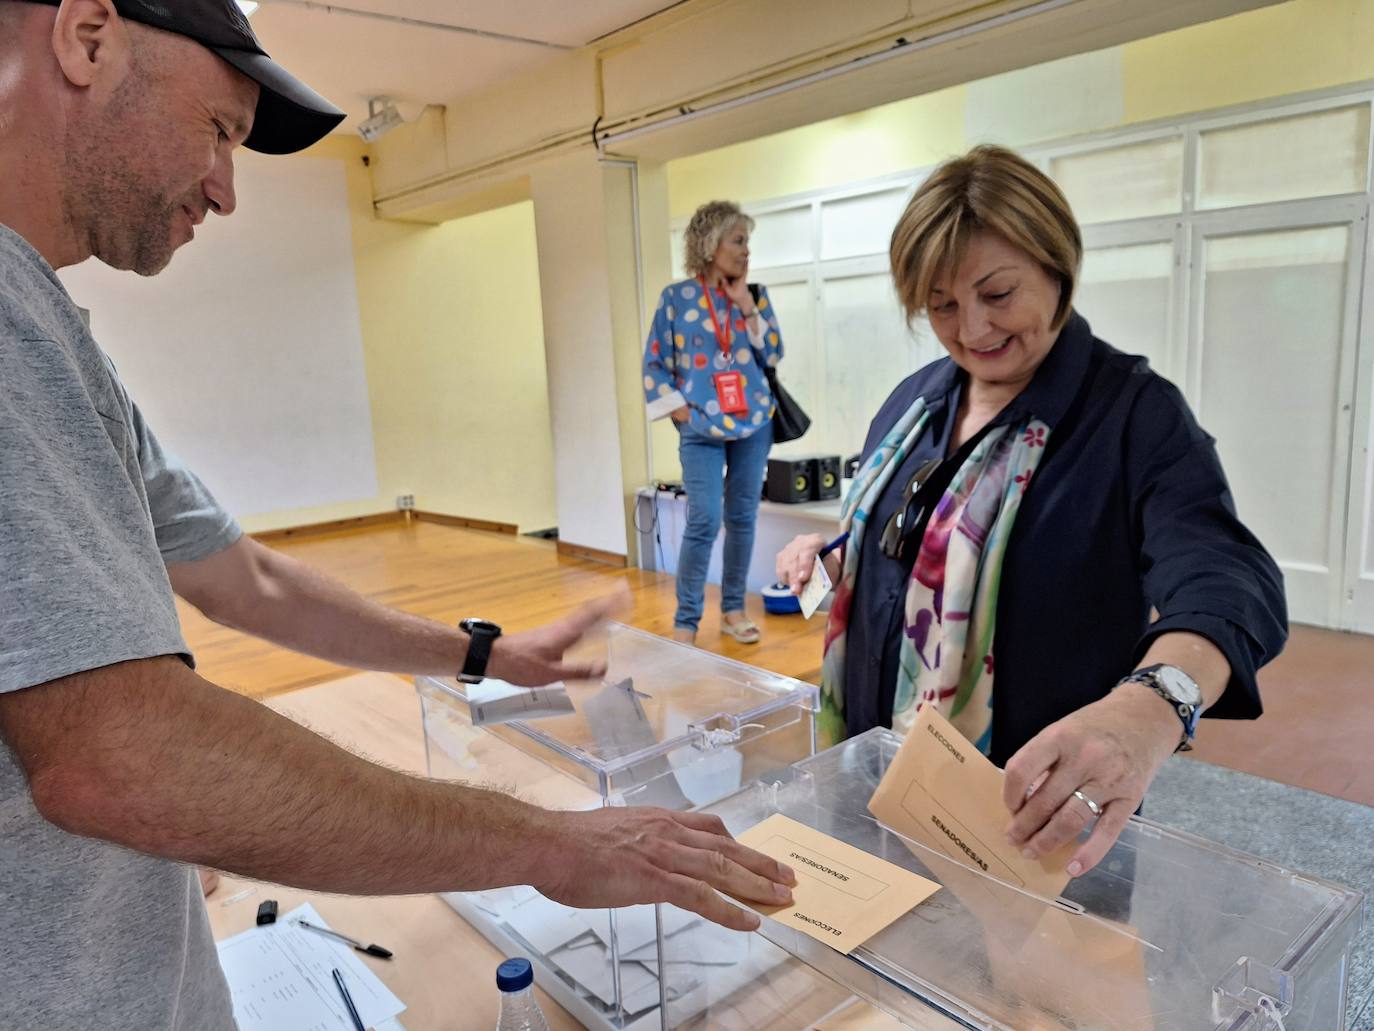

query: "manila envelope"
left=868, top=705, right=1075, bottom=901
left=735, top=813, right=940, bottom=955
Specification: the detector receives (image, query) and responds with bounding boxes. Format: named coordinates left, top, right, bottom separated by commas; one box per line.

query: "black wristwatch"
left=458, top=618, right=502, bottom=684
left=1116, top=663, right=1204, bottom=752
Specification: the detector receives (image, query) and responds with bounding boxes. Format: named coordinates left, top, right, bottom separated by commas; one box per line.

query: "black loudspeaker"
left=844, top=453, right=862, bottom=479
left=765, top=455, right=843, bottom=503
left=765, top=457, right=812, bottom=504
left=812, top=455, right=841, bottom=500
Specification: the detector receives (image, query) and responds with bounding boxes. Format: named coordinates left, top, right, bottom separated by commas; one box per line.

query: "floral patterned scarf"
left=820, top=397, right=1050, bottom=753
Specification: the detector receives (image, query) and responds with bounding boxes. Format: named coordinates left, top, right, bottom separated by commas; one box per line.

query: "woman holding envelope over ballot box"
left=777, top=145, right=1286, bottom=880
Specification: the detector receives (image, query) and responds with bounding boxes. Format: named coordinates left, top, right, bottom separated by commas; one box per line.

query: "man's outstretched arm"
left=0, top=656, right=794, bottom=928
left=168, top=535, right=625, bottom=686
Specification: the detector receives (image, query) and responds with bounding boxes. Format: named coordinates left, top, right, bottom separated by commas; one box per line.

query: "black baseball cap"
left=33, top=0, right=345, bottom=154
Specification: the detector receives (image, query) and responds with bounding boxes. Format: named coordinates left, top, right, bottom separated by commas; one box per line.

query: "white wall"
left=529, top=154, right=632, bottom=556
left=59, top=152, right=379, bottom=521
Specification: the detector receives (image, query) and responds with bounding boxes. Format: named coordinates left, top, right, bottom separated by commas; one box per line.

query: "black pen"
left=331, top=968, right=366, bottom=1031
left=296, top=918, right=393, bottom=959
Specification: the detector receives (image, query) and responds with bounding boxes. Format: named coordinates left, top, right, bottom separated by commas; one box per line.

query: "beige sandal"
left=722, top=615, right=761, bottom=644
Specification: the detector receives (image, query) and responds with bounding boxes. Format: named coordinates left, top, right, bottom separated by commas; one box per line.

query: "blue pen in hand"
left=332, top=968, right=366, bottom=1031
left=818, top=532, right=849, bottom=560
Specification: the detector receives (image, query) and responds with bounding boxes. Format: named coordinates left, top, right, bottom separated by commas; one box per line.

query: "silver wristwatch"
left=1116, top=663, right=1204, bottom=752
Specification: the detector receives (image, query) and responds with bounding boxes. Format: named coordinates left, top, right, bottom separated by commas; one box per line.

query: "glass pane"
left=820, top=187, right=910, bottom=261
left=670, top=226, right=685, bottom=279
left=1198, top=105, right=1371, bottom=209
left=1199, top=226, right=1350, bottom=576
left=1076, top=242, right=1173, bottom=376
left=785, top=272, right=942, bottom=463
left=747, top=205, right=813, bottom=269
left=754, top=276, right=816, bottom=456
left=1049, top=137, right=1184, bottom=224
left=1366, top=418, right=1374, bottom=579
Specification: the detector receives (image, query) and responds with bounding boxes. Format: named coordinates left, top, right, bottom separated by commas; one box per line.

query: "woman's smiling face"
left=926, top=230, right=1064, bottom=391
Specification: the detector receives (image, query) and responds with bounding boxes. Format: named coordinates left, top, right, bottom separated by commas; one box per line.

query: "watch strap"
left=1118, top=665, right=1201, bottom=752
left=459, top=619, right=501, bottom=684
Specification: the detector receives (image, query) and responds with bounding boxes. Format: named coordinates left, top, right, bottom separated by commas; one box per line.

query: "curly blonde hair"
left=682, top=201, right=755, bottom=278
left=890, top=145, right=1082, bottom=331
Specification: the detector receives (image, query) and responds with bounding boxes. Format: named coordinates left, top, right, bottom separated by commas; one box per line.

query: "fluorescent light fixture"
left=357, top=97, right=404, bottom=143
left=235, top=1, right=259, bottom=16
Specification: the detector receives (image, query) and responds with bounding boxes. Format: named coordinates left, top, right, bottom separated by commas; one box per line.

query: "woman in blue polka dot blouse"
left=643, top=200, right=785, bottom=646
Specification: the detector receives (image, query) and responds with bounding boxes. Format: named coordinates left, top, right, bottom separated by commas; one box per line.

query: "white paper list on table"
left=216, top=901, right=406, bottom=1031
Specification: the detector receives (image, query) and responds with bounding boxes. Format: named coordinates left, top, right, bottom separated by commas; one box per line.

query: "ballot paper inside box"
left=691, top=727, right=1367, bottom=1031
left=416, top=623, right=832, bottom=1031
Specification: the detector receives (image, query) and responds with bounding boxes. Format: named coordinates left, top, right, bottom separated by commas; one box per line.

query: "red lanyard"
left=699, top=276, right=734, bottom=355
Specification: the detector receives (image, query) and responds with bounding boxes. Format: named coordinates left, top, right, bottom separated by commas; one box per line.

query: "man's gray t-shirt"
left=1, top=224, right=242, bottom=1030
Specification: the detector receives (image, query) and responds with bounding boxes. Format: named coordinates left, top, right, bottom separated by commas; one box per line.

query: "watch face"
left=461, top=618, right=501, bottom=636
left=1155, top=665, right=1202, bottom=707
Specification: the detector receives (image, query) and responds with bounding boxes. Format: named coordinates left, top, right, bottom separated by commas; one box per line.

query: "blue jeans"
left=674, top=422, right=773, bottom=632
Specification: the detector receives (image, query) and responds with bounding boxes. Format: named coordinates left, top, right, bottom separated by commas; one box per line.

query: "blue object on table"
left=762, top=582, right=802, bottom=615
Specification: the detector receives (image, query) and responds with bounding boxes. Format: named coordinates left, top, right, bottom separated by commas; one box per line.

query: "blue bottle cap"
left=496, top=957, right=534, bottom=992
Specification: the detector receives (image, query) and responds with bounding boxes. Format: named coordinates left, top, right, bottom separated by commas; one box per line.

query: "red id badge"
left=713, top=371, right=748, bottom=414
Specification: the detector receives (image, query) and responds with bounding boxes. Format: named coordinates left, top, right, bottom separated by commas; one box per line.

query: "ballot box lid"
left=417, top=622, right=818, bottom=809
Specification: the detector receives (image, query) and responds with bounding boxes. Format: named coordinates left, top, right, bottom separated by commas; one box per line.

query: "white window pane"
left=1076, top=242, right=1173, bottom=375
left=746, top=206, right=812, bottom=269
left=1049, top=137, right=1183, bottom=224
left=1366, top=412, right=1374, bottom=579
left=753, top=277, right=817, bottom=458
left=670, top=227, right=685, bottom=279
left=819, top=188, right=910, bottom=261
left=1198, top=105, right=1371, bottom=210
left=778, top=272, right=939, bottom=461
left=1199, top=226, right=1350, bottom=579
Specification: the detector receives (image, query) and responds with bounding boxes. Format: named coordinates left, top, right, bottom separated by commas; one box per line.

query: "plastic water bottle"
left=495, top=958, right=550, bottom=1031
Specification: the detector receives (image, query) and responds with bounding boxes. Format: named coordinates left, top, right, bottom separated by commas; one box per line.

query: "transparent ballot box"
left=679, top=728, right=1366, bottom=1031
left=415, top=623, right=821, bottom=1030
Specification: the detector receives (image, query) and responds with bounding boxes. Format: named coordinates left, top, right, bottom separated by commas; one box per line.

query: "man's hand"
left=529, top=806, right=796, bottom=931
left=487, top=587, right=631, bottom=687
left=670, top=405, right=691, bottom=424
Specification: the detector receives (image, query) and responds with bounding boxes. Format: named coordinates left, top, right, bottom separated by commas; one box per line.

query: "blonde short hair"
left=890, top=145, right=1082, bottom=331
left=683, top=201, right=755, bottom=279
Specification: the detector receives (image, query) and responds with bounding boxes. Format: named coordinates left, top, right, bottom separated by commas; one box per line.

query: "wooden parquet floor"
left=180, top=521, right=1374, bottom=806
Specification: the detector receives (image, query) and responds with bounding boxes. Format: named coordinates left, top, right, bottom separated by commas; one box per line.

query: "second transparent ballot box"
left=674, top=727, right=1366, bottom=1031
left=415, top=623, right=820, bottom=1029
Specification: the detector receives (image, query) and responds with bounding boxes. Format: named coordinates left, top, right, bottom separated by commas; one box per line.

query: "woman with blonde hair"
left=777, top=145, right=1285, bottom=877
left=644, top=201, right=784, bottom=645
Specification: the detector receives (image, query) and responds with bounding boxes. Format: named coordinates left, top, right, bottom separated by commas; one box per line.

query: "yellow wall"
left=240, top=137, right=557, bottom=535
left=666, top=86, right=967, bottom=218
left=667, top=0, right=1374, bottom=218
left=1122, top=0, right=1374, bottom=124
left=353, top=198, right=558, bottom=535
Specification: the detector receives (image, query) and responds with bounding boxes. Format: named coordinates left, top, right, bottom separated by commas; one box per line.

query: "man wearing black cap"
left=0, top=2, right=796, bottom=1028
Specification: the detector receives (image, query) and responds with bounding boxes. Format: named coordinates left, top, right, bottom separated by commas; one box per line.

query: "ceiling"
left=245, top=0, right=682, bottom=135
